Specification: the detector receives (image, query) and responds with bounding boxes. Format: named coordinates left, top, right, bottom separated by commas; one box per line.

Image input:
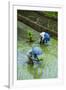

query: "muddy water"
left=17, top=21, right=58, bottom=80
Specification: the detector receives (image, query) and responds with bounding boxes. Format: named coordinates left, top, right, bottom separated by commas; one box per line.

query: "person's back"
left=44, top=32, right=50, bottom=39
left=44, top=32, right=50, bottom=43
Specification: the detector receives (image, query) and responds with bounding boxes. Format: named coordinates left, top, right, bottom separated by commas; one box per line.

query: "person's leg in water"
left=29, top=51, right=32, bottom=57
left=40, top=36, right=43, bottom=44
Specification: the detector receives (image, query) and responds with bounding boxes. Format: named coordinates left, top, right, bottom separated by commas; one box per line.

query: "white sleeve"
left=40, top=32, right=45, bottom=40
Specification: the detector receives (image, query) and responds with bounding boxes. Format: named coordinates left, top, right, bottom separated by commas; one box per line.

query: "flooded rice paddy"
left=17, top=21, right=58, bottom=80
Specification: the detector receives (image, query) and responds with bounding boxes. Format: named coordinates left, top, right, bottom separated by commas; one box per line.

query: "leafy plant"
left=43, top=11, right=58, bottom=18
left=27, top=31, right=33, bottom=42
left=38, top=54, right=44, bottom=61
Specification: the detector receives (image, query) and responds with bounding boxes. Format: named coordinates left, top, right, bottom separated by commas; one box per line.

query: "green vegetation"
left=38, top=54, right=44, bottom=61
left=27, top=31, right=34, bottom=42
left=44, top=11, right=58, bottom=18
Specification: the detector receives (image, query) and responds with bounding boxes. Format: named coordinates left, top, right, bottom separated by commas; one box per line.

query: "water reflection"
left=27, top=61, right=43, bottom=79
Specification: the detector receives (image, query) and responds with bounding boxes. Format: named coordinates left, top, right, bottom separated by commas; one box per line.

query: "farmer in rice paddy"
left=32, top=47, right=42, bottom=60
left=40, top=32, right=50, bottom=44
left=27, top=47, right=43, bottom=64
